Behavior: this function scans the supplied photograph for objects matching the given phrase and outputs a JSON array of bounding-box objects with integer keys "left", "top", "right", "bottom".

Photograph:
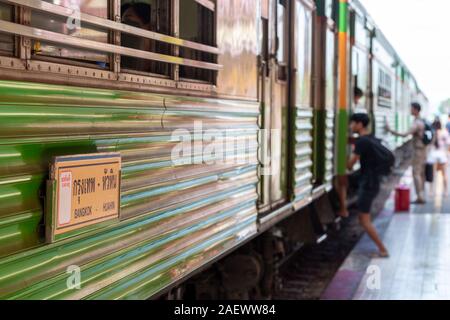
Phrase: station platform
[{"left": 321, "top": 168, "right": 450, "bottom": 300}]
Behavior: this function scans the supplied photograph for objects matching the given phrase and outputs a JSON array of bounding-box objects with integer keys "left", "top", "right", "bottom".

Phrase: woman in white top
[{"left": 430, "top": 120, "right": 450, "bottom": 196}]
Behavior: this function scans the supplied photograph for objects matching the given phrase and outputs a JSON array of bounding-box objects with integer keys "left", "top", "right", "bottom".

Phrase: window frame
[{"left": 0, "top": 0, "right": 220, "bottom": 92}]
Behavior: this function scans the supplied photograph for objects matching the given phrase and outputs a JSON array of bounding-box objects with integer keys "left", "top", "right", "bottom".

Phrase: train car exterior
[
  {"left": 0, "top": 0, "right": 427, "bottom": 299},
  {"left": 348, "top": 1, "right": 370, "bottom": 115}
]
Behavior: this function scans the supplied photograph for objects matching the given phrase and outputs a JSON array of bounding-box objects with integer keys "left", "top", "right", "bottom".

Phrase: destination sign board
[{"left": 47, "top": 153, "right": 121, "bottom": 242}]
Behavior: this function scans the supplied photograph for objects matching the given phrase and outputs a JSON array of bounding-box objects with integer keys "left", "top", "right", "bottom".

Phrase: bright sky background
[{"left": 359, "top": 0, "right": 450, "bottom": 113}]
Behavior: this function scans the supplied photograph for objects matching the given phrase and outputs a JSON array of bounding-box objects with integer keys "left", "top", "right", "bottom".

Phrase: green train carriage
[{"left": 0, "top": 0, "right": 427, "bottom": 299}]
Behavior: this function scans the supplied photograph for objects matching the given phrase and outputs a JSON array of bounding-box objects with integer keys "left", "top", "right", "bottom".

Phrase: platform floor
[{"left": 322, "top": 167, "right": 450, "bottom": 300}]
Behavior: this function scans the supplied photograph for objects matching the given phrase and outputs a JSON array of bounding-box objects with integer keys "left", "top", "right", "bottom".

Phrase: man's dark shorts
[
  {"left": 349, "top": 171, "right": 380, "bottom": 213},
  {"left": 356, "top": 176, "right": 380, "bottom": 214}
]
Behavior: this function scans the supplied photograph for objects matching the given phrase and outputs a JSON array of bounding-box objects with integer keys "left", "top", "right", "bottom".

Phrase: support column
[{"left": 335, "top": 0, "right": 349, "bottom": 216}]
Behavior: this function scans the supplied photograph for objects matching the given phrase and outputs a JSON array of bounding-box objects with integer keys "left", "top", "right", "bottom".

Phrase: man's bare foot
[
  {"left": 370, "top": 251, "right": 389, "bottom": 258},
  {"left": 338, "top": 210, "right": 349, "bottom": 218}
]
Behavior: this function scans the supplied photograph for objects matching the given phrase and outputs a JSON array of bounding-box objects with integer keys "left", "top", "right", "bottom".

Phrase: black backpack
[
  {"left": 422, "top": 119, "right": 434, "bottom": 146},
  {"left": 368, "top": 136, "right": 396, "bottom": 176}
]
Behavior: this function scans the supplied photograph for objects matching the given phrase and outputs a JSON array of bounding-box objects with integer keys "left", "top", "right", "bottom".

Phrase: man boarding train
[{"left": 338, "top": 88, "right": 439, "bottom": 256}]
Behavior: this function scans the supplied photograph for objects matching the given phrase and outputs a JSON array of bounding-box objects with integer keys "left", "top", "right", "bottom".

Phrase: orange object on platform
[{"left": 395, "top": 185, "right": 410, "bottom": 212}]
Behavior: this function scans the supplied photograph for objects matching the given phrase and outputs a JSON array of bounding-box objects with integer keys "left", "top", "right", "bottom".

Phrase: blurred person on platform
[
  {"left": 386, "top": 103, "right": 429, "bottom": 204},
  {"left": 445, "top": 114, "right": 450, "bottom": 134},
  {"left": 429, "top": 119, "right": 450, "bottom": 196}
]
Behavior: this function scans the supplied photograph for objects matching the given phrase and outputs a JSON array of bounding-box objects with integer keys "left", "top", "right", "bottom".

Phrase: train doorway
[
  {"left": 258, "top": 0, "right": 291, "bottom": 214},
  {"left": 288, "top": 0, "right": 315, "bottom": 207}
]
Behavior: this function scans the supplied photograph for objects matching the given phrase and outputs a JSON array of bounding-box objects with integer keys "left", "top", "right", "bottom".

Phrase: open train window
[
  {"left": 30, "top": 0, "right": 109, "bottom": 69},
  {"left": 0, "top": 0, "right": 219, "bottom": 90},
  {"left": 179, "top": 0, "right": 216, "bottom": 83},
  {"left": 0, "top": 2, "right": 14, "bottom": 56},
  {"left": 121, "top": 0, "right": 171, "bottom": 77}
]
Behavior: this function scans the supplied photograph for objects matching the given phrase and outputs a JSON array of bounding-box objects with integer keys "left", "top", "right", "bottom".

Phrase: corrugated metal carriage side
[{"left": 0, "top": 81, "right": 260, "bottom": 299}]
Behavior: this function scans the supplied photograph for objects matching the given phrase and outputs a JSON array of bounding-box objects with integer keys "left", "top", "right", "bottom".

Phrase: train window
[
  {"left": 276, "top": 0, "right": 288, "bottom": 63},
  {"left": 378, "top": 69, "right": 392, "bottom": 107},
  {"left": 293, "top": 2, "right": 312, "bottom": 106},
  {"left": 30, "top": 0, "right": 109, "bottom": 68},
  {"left": 0, "top": 0, "right": 219, "bottom": 89},
  {"left": 352, "top": 50, "right": 359, "bottom": 76},
  {"left": 352, "top": 49, "right": 367, "bottom": 98},
  {"left": 121, "top": 0, "right": 171, "bottom": 76},
  {"left": 179, "top": 0, "right": 216, "bottom": 82},
  {"left": 355, "top": 16, "right": 367, "bottom": 47},
  {"left": 325, "top": 30, "right": 335, "bottom": 109},
  {"left": 0, "top": 2, "right": 14, "bottom": 56}
]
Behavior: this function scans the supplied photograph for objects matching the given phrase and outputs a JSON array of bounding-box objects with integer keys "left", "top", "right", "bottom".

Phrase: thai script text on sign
[{"left": 52, "top": 153, "right": 121, "bottom": 236}]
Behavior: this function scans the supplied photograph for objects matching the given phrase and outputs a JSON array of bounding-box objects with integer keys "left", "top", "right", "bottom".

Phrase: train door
[
  {"left": 258, "top": 0, "right": 272, "bottom": 213},
  {"left": 311, "top": 0, "right": 336, "bottom": 193},
  {"left": 289, "top": 0, "right": 314, "bottom": 207},
  {"left": 322, "top": 19, "right": 337, "bottom": 191},
  {"left": 345, "top": 9, "right": 370, "bottom": 172},
  {"left": 258, "top": 0, "right": 290, "bottom": 214}
]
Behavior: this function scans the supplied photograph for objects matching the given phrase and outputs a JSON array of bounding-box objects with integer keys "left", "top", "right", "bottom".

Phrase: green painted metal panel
[
  {"left": 336, "top": 110, "right": 348, "bottom": 175},
  {"left": 338, "top": 1, "right": 348, "bottom": 33},
  {"left": 0, "top": 80, "right": 259, "bottom": 299}
]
